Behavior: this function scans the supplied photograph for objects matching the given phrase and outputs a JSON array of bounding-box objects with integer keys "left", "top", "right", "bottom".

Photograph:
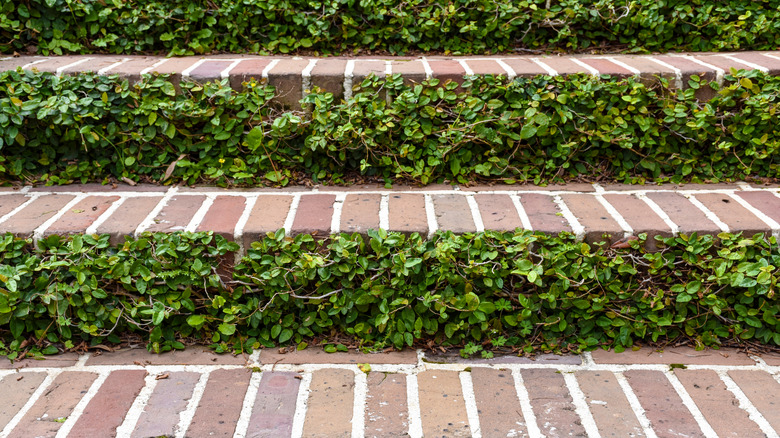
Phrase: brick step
[
  {"left": 4, "top": 51, "right": 780, "bottom": 106},
  {"left": 1, "top": 183, "right": 778, "bottom": 251},
  {"left": 1, "top": 347, "right": 778, "bottom": 437}
]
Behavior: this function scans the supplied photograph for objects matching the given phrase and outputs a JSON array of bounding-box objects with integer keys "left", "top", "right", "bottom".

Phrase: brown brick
[
  {"left": 0, "top": 353, "right": 80, "bottom": 369},
  {"left": 69, "top": 370, "right": 147, "bottom": 438},
  {"left": 0, "top": 56, "right": 39, "bottom": 71},
  {"left": 733, "top": 191, "right": 780, "bottom": 225},
  {"left": 242, "top": 195, "right": 292, "bottom": 246},
  {"left": 428, "top": 59, "right": 466, "bottom": 84},
  {"left": 0, "top": 372, "right": 47, "bottom": 426},
  {"left": 311, "top": 58, "right": 348, "bottom": 98},
  {"left": 390, "top": 60, "right": 427, "bottom": 85},
  {"left": 416, "top": 370, "right": 470, "bottom": 437},
  {"left": 617, "top": 56, "right": 677, "bottom": 86},
  {"left": 470, "top": 368, "right": 528, "bottom": 437},
  {"left": 624, "top": 370, "right": 704, "bottom": 438},
  {"left": 652, "top": 55, "right": 718, "bottom": 99},
  {"left": 246, "top": 371, "right": 301, "bottom": 437},
  {"left": 86, "top": 347, "right": 246, "bottom": 366},
  {"left": 267, "top": 58, "right": 309, "bottom": 109},
  {"left": 196, "top": 195, "right": 246, "bottom": 240},
  {"left": 432, "top": 194, "right": 476, "bottom": 233},
  {"left": 732, "top": 52, "right": 780, "bottom": 74},
  {"left": 352, "top": 60, "right": 386, "bottom": 85},
  {"left": 186, "top": 369, "right": 252, "bottom": 437},
  {"left": 28, "top": 183, "right": 167, "bottom": 193},
  {"left": 463, "top": 59, "right": 503, "bottom": 75},
  {"left": 645, "top": 192, "right": 721, "bottom": 235},
  {"left": 9, "top": 371, "right": 98, "bottom": 438},
  {"left": 602, "top": 193, "right": 672, "bottom": 249},
  {"left": 291, "top": 194, "right": 335, "bottom": 236},
  {"left": 474, "top": 194, "right": 524, "bottom": 231},
  {"left": 340, "top": 194, "right": 381, "bottom": 234},
  {"left": 424, "top": 351, "right": 582, "bottom": 365},
  {"left": 29, "top": 56, "right": 94, "bottom": 73},
  {"left": 145, "top": 195, "right": 205, "bottom": 233},
  {"left": 302, "top": 369, "right": 355, "bottom": 437},
  {"left": 44, "top": 195, "right": 119, "bottom": 236},
  {"left": 259, "top": 347, "right": 417, "bottom": 365},
  {"left": 576, "top": 371, "right": 645, "bottom": 437},
  {"left": 365, "top": 372, "right": 408, "bottom": 437},
  {"left": 675, "top": 369, "right": 764, "bottom": 437},
  {"left": 760, "top": 352, "right": 780, "bottom": 366},
  {"left": 522, "top": 369, "right": 587, "bottom": 437},
  {"left": 0, "top": 195, "right": 30, "bottom": 218},
  {"left": 591, "top": 347, "right": 755, "bottom": 365},
  {"left": 60, "top": 56, "right": 127, "bottom": 74},
  {"left": 727, "top": 370, "right": 780, "bottom": 432},
  {"left": 560, "top": 194, "right": 623, "bottom": 244},
  {"left": 148, "top": 57, "right": 201, "bottom": 84},
  {"left": 229, "top": 58, "right": 272, "bottom": 90},
  {"left": 500, "top": 58, "right": 549, "bottom": 77},
  {"left": 94, "top": 196, "right": 163, "bottom": 244},
  {"left": 188, "top": 60, "right": 233, "bottom": 83},
  {"left": 132, "top": 372, "right": 201, "bottom": 438},
  {"left": 535, "top": 57, "right": 589, "bottom": 75},
  {"left": 388, "top": 193, "right": 428, "bottom": 235},
  {"left": 518, "top": 193, "right": 571, "bottom": 233},
  {"left": 694, "top": 54, "right": 755, "bottom": 73},
  {"left": 1, "top": 194, "right": 75, "bottom": 237},
  {"left": 693, "top": 193, "right": 768, "bottom": 236},
  {"left": 110, "top": 56, "right": 167, "bottom": 83},
  {"left": 580, "top": 58, "right": 633, "bottom": 78}
]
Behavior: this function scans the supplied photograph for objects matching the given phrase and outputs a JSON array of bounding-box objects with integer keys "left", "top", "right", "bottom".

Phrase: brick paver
[
  {"left": 186, "top": 368, "right": 252, "bottom": 437},
  {"left": 131, "top": 372, "right": 201, "bottom": 438},
  {"left": 145, "top": 195, "right": 205, "bottom": 233},
  {"left": 432, "top": 194, "right": 476, "bottom": 233},
  {"left": 470, "top": 368, "right": 528, "bottom": 437},
  {"left": 340, "top": 194, "right": 381, "bottom": 234},
  {"left": 416, "top": 370, "right": 471, "bottom": 437},
  {"left": 388, "top": 193, "right": 428, "bottom": 235},
  {"left": 474, "top": 194, "right": 524, "bottom": 231},
  {"left": 68, "top": 370, "right": 147, "bottom": 438},
  {"left": 196, "top": 195, "right": 247, "bottom": 239},
  {"left": 560, "top": 193, "right": 624, "bottom": 244},
  {"left": 1, "top": 194, "right": 75, "bottom": 237},
  {"left": 94, "top": 196, "right": 163, "bottom": 243},
  {"left": 644, "top": 192, "right": 722, "bottom": 235},
  {"left": 291, "top": 194, "right": 336, "bottom": 236},
  {"left": 518, "top": 193, "right": 572, "bottom": 234},
  {"left": 522, "top": 368, "right": 588, "bottom": 437},
  {"left": 365, "top": 372, "right": 409, "bottom": 437},
  {"left": 727, "top": 370, "right": 780, "bottom": 432},
  {"left": 0, "top": 372, "right": 47, "bottom": 426},
  {"left": 43, "top": 195, "right": 118, "bottom": 236},
  {"left": 576, "top": 371, "right": 645, "bottom": 437},
  {"left": 246, "top": 371, "right": 301, "bottom": 437},
  {"left": 302, "top": 369, "right": 355, "bottom": 437},
  {"left": 624, "top": 370, "right": 704, "bottom": 438}
]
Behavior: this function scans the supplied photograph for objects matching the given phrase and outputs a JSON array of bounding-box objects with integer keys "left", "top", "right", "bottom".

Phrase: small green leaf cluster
[
  {"left": 1, "top": 0, "right": 779, "bottom": 55},
  {"left": 0, "top": 230, "right": 779, "bottom": 359}
]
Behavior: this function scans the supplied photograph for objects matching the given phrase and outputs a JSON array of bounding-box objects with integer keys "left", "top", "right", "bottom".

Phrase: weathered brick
[
  {"left": 69, "top": 370, "right": 147, "bottom": 438},
  {"left": 241, "top": 195, "right": 292, "bottom": 246},
  {"left": 0, "top": 56, "right": 39, "bottom": 71},
  {"left": 500, "top": 58, "right": 549, "bottom": 77},
  {"left": 560, "top": 193, "right": 623, "bottom": 244},
  {"left": 188, "top": 60, "right": 233, "bottom": 83},
  {"left": 521, "top": 369, "right": 587, "bottom": 437},
  {"left": 29, "top": 56, "right": 93, "bottom": 73},
  {"left": 0, "top": 353, "right": 80, "bottom": 369},
  {"left": 196, "top": 195, "right": 247, "bottom": 240},
  {"left": 0, "top": 372, "right": 47, "bottom": 426},
  {"left": 602, "top": 193, "right": 672, "bottom": 249},
  {"left": 618, "top": 56, "right": 677, "bottom": 86},
  {"left": 694, "top": 54, "right": 757, "bottom": 73},
  {"left": 652, "top": 55, "right": 718, "bottom": 99},
  {"left": 311, "top": 59, "right": 348, "bottom": 98},
  {"left": 132, "top": 372, "right": 201, "bottom": 438},
  {"left": 94, "top": 196, "right": 162, "bottom": 244},
  {"left": 0, "top": 195, "right": 30, "bottom": 218},
  {"left": 591, "top": 347, "right": 755, "bottom": 365},
  {"left": 624, "top": 370, "right": 704, "bottom": 438},
  {"left": 474, "top": 194, "right": 524, "bottom": 231},
  {"left": 186, "top": 369, "right": 252, "bottom": 437},
  {"left": 576, "top": 371, "right": 645, "bottom": 437},
  {"left": 259, "top": 347, "right": 417, "bottom": 365},
  {"left": 302, "top": 369, "right": 355, "bottom": 437},
  {"left": 1, "top": 194, "right": 75, "bottom": 237},
  {"left": 246, "top": 371, "right": 301, "bottom": 437},
  {"left": 340, "top": 194, "right": 381, "bottom": 234},
  {"left": 43, "top": 195, "right": 119, "bottom": 236},
  {"left": 644, "top": 192, "right": 721, "bottom": 235},
  {"left": 580, "top": 58, "right": 634, "bottom": 77},
  {"left": 432, "top": 194, "right": 476, "bottom": 233},
  {"left": 229, "top": 58, "right": 272, "bottom": 90},
  {"left": 291, "top": 194, "right": 336, "bottom": 236},
  {"left": 470, "top": 368, "right": 528, "bottom": 437},
  {"left": 388, "top": 194, "right": 428, "bottom": 235},
  {"left": 423, "top": 351, "right": 582, "bottom": 365},
  {"left": 416, "top": 370, "right": 470, "bottom": 437},
  {"left": 427, "top": 59, "right": 466, "bottom": 84},
  {"left": 535, "top": 57, "right": 588, "bottom": 75},
  {"left": 390, "top": 60, "right": 427, "bottom": 85},
  {"left": 732, "top": 52, "right": 780, "bottom": 74},
  {"left": 109, "top": 56, "right": 165, "bottom": 83},
  {"left": 267, "top": 58, "right": 309, "bottom": 109},
  {"left": 517, "top": 193, "right": 571, "bottom": 233},
  {"left": 727, "top": 370, "right": 780, "bottom": 432},
  {"left": 147, "top": 57, "right": 201, "bottom": 85},
  {"left": 463, "top": 59, "right": 503, "bottom": 75},
  {"left": 733, "top": 191, "right": 780, "bottom": 225},
  {"left": 675, "top": 369, "right": 764, "bottom": 437},
  {"left": 352, "top": 60, "right": 386, "bottom": 84},
  {"left": 145, "top": 195, "right": 205, "bottom": 233},
  {"left": 365, "top": 372, "right": 409, "bottom": 436},
  {"left": 693, "top": 193, "right": 769, "bottom": 236},
  {"left": 60, "top": 56, "right": 127, "bottom": 74},
  {"left": 86, "top": 347, "right": 246, "bottom": 366}
]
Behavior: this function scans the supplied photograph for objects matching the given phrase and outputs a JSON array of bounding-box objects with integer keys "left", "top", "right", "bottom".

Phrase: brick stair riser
[{"left": 4, "top": 51, "right": 780, "bottom": 107}]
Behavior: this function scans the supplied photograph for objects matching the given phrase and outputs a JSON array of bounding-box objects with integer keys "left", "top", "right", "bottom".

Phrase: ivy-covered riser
[{"left": 0, "top": 230, "right": 778, "bottom": 360}]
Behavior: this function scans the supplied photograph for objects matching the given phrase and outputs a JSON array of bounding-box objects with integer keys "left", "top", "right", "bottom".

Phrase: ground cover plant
[
  {"left": 2, "top": 0, "right": 779, "bottom": 55},
  {"left": 0, "top": 230, "right": 778, "bottom": 361}
]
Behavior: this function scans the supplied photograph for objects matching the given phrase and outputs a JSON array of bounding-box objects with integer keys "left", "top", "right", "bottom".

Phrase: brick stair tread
[{"left": 1, "top": 183, "right": 777, "bottom": 251}]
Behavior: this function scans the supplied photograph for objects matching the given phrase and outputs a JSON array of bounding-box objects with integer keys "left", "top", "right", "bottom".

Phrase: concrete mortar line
[
  {"left": 301, "top": 59, "right": 317, "bottom": 99},
  {"left": 290, "top": 371, "right": 313, "bottom": 438},
  {"left": 220, "top": 59, "right": 242, "bottom": 79},
  {"left": 379, "top": 194, "right": 390, "bottom": 230},
  {"left": 180, "top": 58, "right": 207, "bottom": 78},
  {"left": 0, "top": 194, "right": 39, "bottom": 226},
  {"left": 495, "top": 59, "right": 516, "bottom": 80},
  {"left": 233, "top": 371, "right": 263, "bottom": 438},
  {"left": 183, "top": 193, "right": 215, "bottom": 232},
  {"left": 562, "top": 371, "right": 602, "bottom": 438},
  {"left": 56, "top": 57, "right": 94, "bottom": 75},
  {"left": 466, "top": 195, "right": 485, "bottom": 233},
  {"left": 134, "top": 186, "right": 178, "bottom": 236},
  {"left": 570, "top": 58, "right": 600, "bottom": 77},
  {"left": 716, "top": 370, "right": 779, "bottom": 438},
  {"left": 0, "top": 370, "right": 61, "bottom": 438},
  {"left": 459, "top": 371, "right": 483, "bottom": 438},
  {"left": 636, "top": 192, "right": 680, "bottom": 235},
  {"left": 553, "top": 194, "right": 586, "bottom": 241},
  {"left": 719, "top": 54, "right": 768, "bottom": 73},
  {"left": 662, "top": 369, "right": 719, "bottom": 437},
  {"left": 420, "top": 57, "right": 433, "bottom": 80},
  {"left": 531, "top": 58, "right": 558, "bottom": 76},
  {"left": 593, "top": 183, "right": 633, "bottom": 237},
  {"left": 21, "top": 58, "right": 49, "bottom": 70},
  {"left": 510, "top": 368, "right": 543, "bottom": 438},
  {"left": 605, "top": 56, "right": 641, "bottom": 75},
  {"left": 331, "top": 193, "right": 347, "bottom": 234},
  {"left": 352, "top": 369, "right": 368, "bottom": 438},
  {"left": 85, "top": 195, "right": 126, "bottom": 235},
  {"left": 613, "top": 371, "right": 658, "bottom": 438},
  {"left": 261, "top": 59, "right": 280, "bottom": 80},
  {"left": 735, "top": 181, "right": 753, "bottom": 190},
  {"left": 424, "top": 194, "right": 438, "bottom": 239},
  {"left": 174, "top": 370, "right": 210, "bottom": 438},
  {"left": 682, "top": 55, "right": 724, "bottom": 85},
  {"left": 684, "top": 193, "right": 729, "bottom": 232},
  {"left": 646, "top": 56, "right": 683, "bottom": 89},
  {"left": 140, "top": 58, "right": 169, "bottom": 76},
  {"left": 458, "top": 59, "right": 475, "bottom": 76},
  {"left": 344, "top": 59, "right": 356, "bottom": 100},
  {"left": 762, "top": 53, "right": 780, "bottom": 64},
  {"left": 54, "top": 370, "right": 110, "bottom": 438},
  {"left": 32, "top": 193, "right": 88, "bottom": 244},
  {"left": 510, "top": 194, "right": 534, "bottom": 231},
  {"left": 98, "top": 57, "right": 130, "bottom": 75},
  {"left": 233, "top": 194, "right": 258, "bottom": 261},
  {"left": 727, "top": 192, "right": 780, "bottom": 239},
  {"left": 115, "top": 371, "right": 159, "bottom": 438},
  {"left": 405, "top": 373, "right": 424, "bottom": 438}
]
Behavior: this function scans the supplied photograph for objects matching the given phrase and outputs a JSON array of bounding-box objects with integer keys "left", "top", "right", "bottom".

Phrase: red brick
[
  {"left": 94, "top": 196, "right": 163, "bottom": 244},
  {"left": 340, "top": 194, "right": 381, "bottom": 234},
  {"left": 602, "top": 193, "right": 672, "bottom": 248},
  {"left": 9, "top": 371, "right": 98, "bottom": 438},
  {"left": 675, "top": 369, "right": 764, "bottom": 437},
  {"left": 428, "top": 59, "right": 466, "bottom": 84},
  {"left": 732, "top": 52, "right": 780, "bottom": 74},
  {"left": 229, "top": 58, "right": 272, "bottom": 90},
  {"left": 0, "top": 56, "right": 39, "bottom": 71},
  {"left": 388, "top": 193, "right": 429, "bottom": 236},
  {"left": 522, "top": 369, "right": 587, "bottom": 437},
  {"left": 580, "top": 58, "right": 633, "bottom": 77},
  {"left": 591, "top": 347, "right": 755, "bottom": 365},
  {"left": 390, "top": 60, "right": 427, "bottom": 85},
  {"left": 733, "top": 191, "right": 780, "bottom": 225},
  {"left": 0, "top": 352, "right": 80, "bottom": 369},
  {"left": 145, "top": 195, "right": 205, "bottom": 233},
  {"left": 69, "top": 370, "right": 147, "bottom": 438},
  {"left": 535, "top": 57, "right": 589, "bottom": 75},
  {"left": 624, "top": 370, "right": 704, "bottom": 438},
  {"left": 0, "top": 372, "right": 47, "bottom": 426},
  {"left": 470, "top": 368, "right": 528, "bottom": 437},
  {"left": 517, "top": 193, "right": 571, "bottom": 233},
  {"left": 29, "top": 56, "right": 93, "bottom": 73},
  {"left": 474, "top": 194, "right": 524, "bottom": 231},
  {"left": 86, "top": 347, "right": 247, "bottom": 366},
  {"left": 311, "top": 58, "right": 348, "bottom": 98},
  {"left": 246, "top": 371, "right": 301, "bottom": 437},
  {"left": 424, "top": 351, "right": 582, "bottom": 365},
  {"left": 132, "top": 372, "right": 201, "bottom": 438},
  {"left": 760, "top": 352, "right": 780, "bottom": 366},
  {"left": 645, "top": 192, "right": 721, "bottom": 235},
  {"left": 110, "top": 56, "right": 167, "bottom": 83},
  {"left": 259, "top": 347, "right": 417, "bottom": 365},
  {"left": 0, "top": 195, "right": 29, "bottom": 218},
  {"left": 559, "top": 193, "right": 623, "bottom": 244},
  {"left": 618, "top": 56, "right": 678, "bottom": 85},
  {"left": 196, "top": 195, "right": 246, "bottom": 240},
  {"left": 417, "top": 370, "right": 470, "bottom": 436},
  {"left": 352, "top": 60, "right": 386, "bottom": 85},
  {"left": 28, "top": 183, "right": 167, "bottom": 193},
  {"left": 463, "top": 59, "right": 503, "bottom": 75},
  {"left": 432, "top": 194, "right": 476, "bottom": 233},
  {"left": 694, "top": 54, "right": 755, "bottom": 73},
  {"left": 147, "top": 57, "right": 201, "bottom": 84},
  {"left": 186, "top": 369, "right": 252, "bottom": 437},
  {"left": 467, "top": 182, "right": 596, "bottom": 192},
  {"left": 652, "top": 55, "right": 718, "bottom": 99},
  {"left": 365, "top": 372, "right": 408, "bottom": 436},
  {"left": 1, "top": 194, "right": 75, "bottom": 237},
  {"left": 727, "top": 370, "right": 780, "bottom": 432},
  {"left": 43, "top": 195, "right": 119, "bottom": 236},
  {"left": 500, "top": 58, "right": 549, "bottom": 77},
  {"left": 576, "top": 371, "right": 645, "bottom": 437},
  {"left": 60, "top": 56, "right": 127, "bottom": 74},
  {"left": 242, "top": 195, "right": 292, "bottom": 246},
  {"left": 267, "top": 58, "right": 310, "bottom": 108},
  {"left": 291, "top": 194, "right": 335, "bottom": 236},
  {"left": 693, "top": 193, "right": 768, "bottom": 236},
  {"left": 188, "top": 60, "right": 233, "bottom": 83},
  {"left": 302, "top": 369, "right": 355, "bottom": 437}
]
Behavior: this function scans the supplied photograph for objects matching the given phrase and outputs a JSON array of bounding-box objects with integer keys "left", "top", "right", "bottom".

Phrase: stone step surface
[
  {"left": 3, "top": 51, "right": 780, "bottom": 106},
  {"left": 0, "top": 347, "right": 778, "bottom": 437},
  {"left": 0, "top": 183, "right": 778, "bottom": 251}
]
